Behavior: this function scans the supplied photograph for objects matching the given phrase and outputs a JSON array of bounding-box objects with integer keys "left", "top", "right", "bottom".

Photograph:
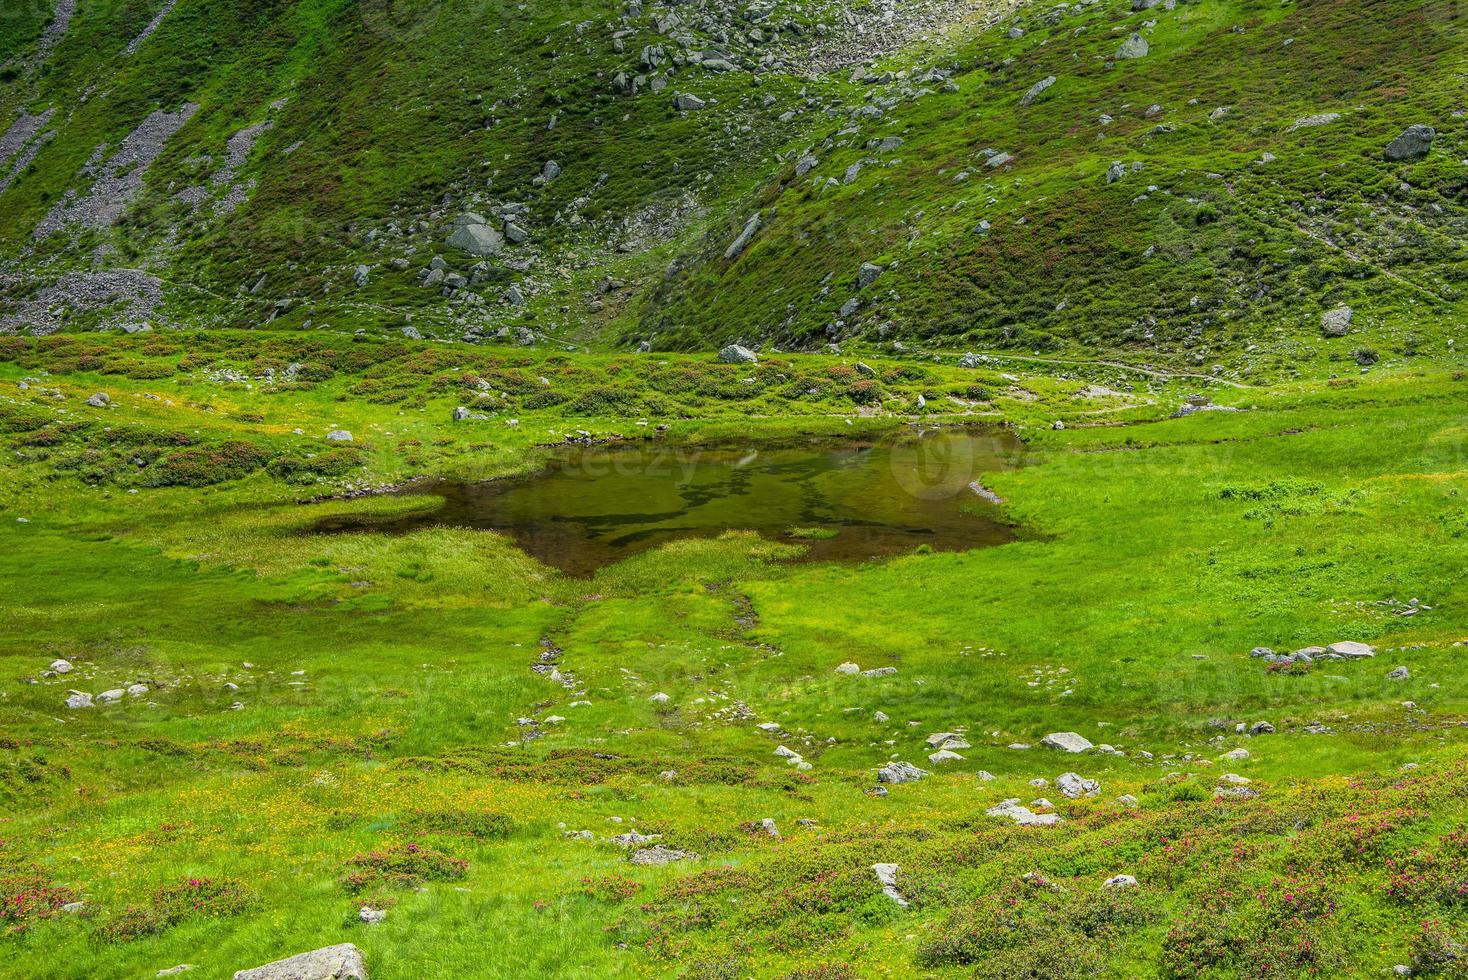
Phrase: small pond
[{"left": 310, "top": 427, "right": 1023, "bottom": 576}]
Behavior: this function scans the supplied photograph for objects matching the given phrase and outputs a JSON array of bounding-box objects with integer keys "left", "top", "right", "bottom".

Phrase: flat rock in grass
[
  {"left": 925, "top": 732, "right": 970, "bottom": 750},
  {"left": 63, "top": 690, "right": 92, "bottom": 710},
  {"left": 872, "top": 863, "right": 910, "bottom": 906},
  {"left": 630, "top": 845, "right": 695, "bottom": 866},
  {"left": 1327, "top": 640, "right": 1375, "bottom": 659},
  {"left": 861, "top": 666, "right": 897, "bottom": 677},
  {"left": 986, "top": 798, "right": 1061, "bottom": 826},
  {"left": 1220, "top": 748, "right": 1250, "bottom": 761},
  {"left": 358, "top": 907, "right": 386, "bottom": 924},
  {"left": 1019, "top": 75, "right": 1056, "bottom": 106},
  {"left": 51, "top": 658, "right": 73, "bottom": 674},
  {"left": 723, "top": 214, "right": 761, "bottom": 260},
  {"left": 1103, "top": 874, "right": 1138, "bottom": 890},
  {"left": 1040, "top": 732, "right": 1094, "bottom": 753},
  {"left": 1387, "top": 665, "right": 1409, "bottom": 680},
  {"left": 928, "top": 749, "right": 964, "bottom": 764},
  {"left": 325, "top": 430, "right": 353, "bottom": 442},
  {"left": 233, "top": 943, "right": 367, "bottom": 980},
  {"left": 834, "top": 662, "right": 860, "bottom": 675},
  {"left": 86, "top": 392, "right": 110, "bottom": 407},
  {"left": 876, "top": 761, "right": 928, "bottom": 784},
  {"left": 717, "top": 344, "right": 757, "bottom": 364},
  {"left": 157, "top": 967, "right": 193, "bottom": 977},
  {"left": 97, "top": 688, "right": 124, "bottom": 703}
]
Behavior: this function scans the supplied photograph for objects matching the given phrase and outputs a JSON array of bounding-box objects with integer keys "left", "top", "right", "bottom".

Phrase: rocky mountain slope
[{"left": 0, "top": 0, "right": 1463, "bottom": 371}]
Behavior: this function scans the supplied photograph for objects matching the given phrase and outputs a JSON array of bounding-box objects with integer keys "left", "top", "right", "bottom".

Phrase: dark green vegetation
[
  {"left": 2, "top": 332, "right": 1467, "bottom": 977},
  {"left": 1, "top": 0, "right": 1463, "bottom": 359}
]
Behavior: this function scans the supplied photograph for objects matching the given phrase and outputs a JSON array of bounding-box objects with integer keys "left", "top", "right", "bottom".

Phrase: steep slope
[
  {"left": 0, "top": 0, "right": 1462, "bottom": 371},
  {"left": 639, "top": 0, "right": 1468, "bottom": 370}
]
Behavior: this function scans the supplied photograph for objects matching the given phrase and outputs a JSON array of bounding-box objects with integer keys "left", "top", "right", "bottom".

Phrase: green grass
[{"left": 1, "top": 331, "right": 1466, "bottom": 976}]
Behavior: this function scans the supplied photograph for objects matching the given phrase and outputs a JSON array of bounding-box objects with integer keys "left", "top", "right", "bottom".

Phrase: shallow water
[{"left": 311, "top": 427, "right": 1023, "bottom": 576}]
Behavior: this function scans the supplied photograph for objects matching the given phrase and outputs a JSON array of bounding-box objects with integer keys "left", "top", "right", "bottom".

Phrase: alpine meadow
[{"left": 1, "top": 0, "right": 1467, "bottom": 977}]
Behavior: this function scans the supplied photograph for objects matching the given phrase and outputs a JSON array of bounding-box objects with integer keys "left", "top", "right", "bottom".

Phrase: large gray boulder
[
  {"left": 672, "top": 93, "right": 706, "bottom": 111},
  {"left": 717, "top": 344, "right": 758, "bottom": 364},
  {"left": 1384, "top": 124, "right": 1435, "bottom": 161},
  {"left": 1327, "top": 640, "right": 1375, "bottom": 659},
  {"left": 446, "top": 223, "right": 503, "bottom": 258},
  {"left": 1321, "top": 306, "right": 1352, "bottom": 336},
  {"left": 1116, "top": 33, "right": 1149, "bottom": 59},
  {"left": 1041, "top": 732, "right": 1094, "bottom": 753},
  {"left": 233, "top": 943, "right": 366, "bottom": 980}
]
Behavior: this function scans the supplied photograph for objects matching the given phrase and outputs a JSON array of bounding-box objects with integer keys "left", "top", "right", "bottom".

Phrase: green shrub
[
  {"left": 145, "top": 441, "right": 271, "bottom": 487},
  {"left": 339, "top": 842, "right": 468, "bottom": 894},
  {"left": 97, "top": 877, "right": 252, "bottom": 943}
]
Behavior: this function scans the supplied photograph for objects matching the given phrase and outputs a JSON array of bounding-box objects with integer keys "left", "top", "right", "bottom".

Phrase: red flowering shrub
[
  {"left": 340, "top": 841, "right": 468, "bottom": 894},
  {"left": 99, "top": 877, "right": 252, "bottom": 942}
]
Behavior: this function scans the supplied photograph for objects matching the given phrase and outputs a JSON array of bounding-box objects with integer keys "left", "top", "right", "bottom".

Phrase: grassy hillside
[{"left": 1, "top": 0, "right": 1462, "bottom": 361}]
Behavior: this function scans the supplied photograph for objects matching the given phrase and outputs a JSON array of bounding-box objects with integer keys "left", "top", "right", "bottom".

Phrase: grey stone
[
  {"left": 724, "top": 214, "right": 761, "bottom": 260},
  {"left": 1321, "top": 306, "right": 1352, "bottom": 337},
  {"left": 1327, "top": 640, "right": 1375, "bottom": 659},
  {"left": 232, "top": 943, "right": 367, "bottom": 980},
  {"left": 325, "top": 430, "right": 353, "bottom": 442},
  {"left": 1056, "top": 772, "right": 1100, "bottom": 799},
  {"left": 1116, "top": 33, "right": 1149, "bottom": 59},
  {"left": 857, "top": 262, "right": 884, "bottom": 289},
  {"left": 1040, "top": 732, "right": 1094, "bottom": 753},
  {"left": 86, "top": 392, "right": 110, "bottom": 407},
  {"left": 1384, "top": 124, "right": 1435, "bottom": 161},
  {"left": 717, "top": 344, "right": 758, "bottom": 364},
  {"left": 876, "top": 761, "right": 928, "bottom": 784},
  {"left": 1020, "top": 75, "right": 1056, "bottom": 107},
  {"left": 1103, "top": 874, "right": 1138, "bottom": 890},
  {"left": 630, "top": 845, "right": 695, "bottom": 866},
  {"left": 352, "top": 265, "right": 369, "bottom": 287},
  {"left": 447, "top": 223, "right": 503, "bottom": 258},
  {"left": 65, "top": 691, "right": 92, "bottom": 709},
  {"left": 358, "top": 907, "right": 386, "bottom": 924},
  {"left": 1387, "top": 665, "right": 1409, "bottom": 680},
  {"left": 986, "top": 798, "right": 1061, "bottom": 826},
  {"left": 453, "top": 407, "right": 470, "bottom": 422},
  {"left": 672, "top": 93, "right": 706, "bottom": 111},
  {"left": 872, "top": 863, "right": 909, "bottom": 906}
]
